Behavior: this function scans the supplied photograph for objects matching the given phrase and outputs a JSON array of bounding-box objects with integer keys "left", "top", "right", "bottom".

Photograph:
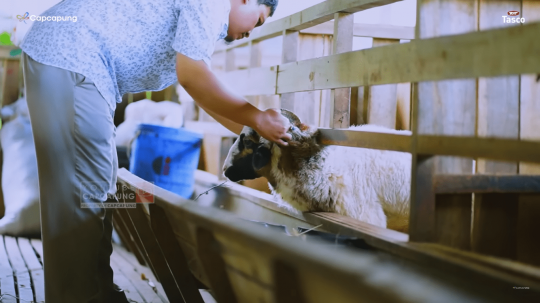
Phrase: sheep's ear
[
  {"left": 280, "top": 109, "right": 302, "bottom": 126},
  {"left": 253, "top": 146, "right": 271, "bottom": 170}
]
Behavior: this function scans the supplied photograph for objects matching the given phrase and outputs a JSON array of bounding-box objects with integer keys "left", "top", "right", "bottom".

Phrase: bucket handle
[{"left": 126, "top": 129, "right": 141, "bottom": 161}]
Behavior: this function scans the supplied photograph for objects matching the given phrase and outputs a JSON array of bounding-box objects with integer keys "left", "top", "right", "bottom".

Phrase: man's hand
[
  {"left": 176, "top": 53, "right": 291, "bottom": 146},
  {"left": 253, "top": 109, "right": 292, "bottom": 146}
]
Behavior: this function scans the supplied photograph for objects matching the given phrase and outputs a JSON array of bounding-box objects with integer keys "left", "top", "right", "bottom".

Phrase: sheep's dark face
[
  {"left": 223, "top": 127, "right": 272, "bottom": 182},
  {"left": 223, "top": 109, "right": 318, "bottom": 182}
]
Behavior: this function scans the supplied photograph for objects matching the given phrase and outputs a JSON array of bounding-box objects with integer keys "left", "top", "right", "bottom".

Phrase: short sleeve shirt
[{"left": 20, "top": 0, "right": 230, "bottom": 112}]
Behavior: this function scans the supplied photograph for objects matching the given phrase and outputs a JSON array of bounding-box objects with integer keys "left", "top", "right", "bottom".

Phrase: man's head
[{"left": 226, "top": 0, "right": 278, "bottom": 42}]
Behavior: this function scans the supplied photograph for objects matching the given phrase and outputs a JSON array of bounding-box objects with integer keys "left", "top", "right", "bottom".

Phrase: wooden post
[
  {"left": 247, "top": 41, "right": 262, "bottom": 108},
  {"left": 517, "top": 0, "right": 540, "bottom": 267},
  {"left": 413, "top": 0, "right": 478, "bottom": 250},
  {"left": 280, "top": 30, "right": 300, "bottom": 112},
  {"left": 330, "top": 12, "right": 354, "bottom": 129},
  {"left": 472, "top": 0, "right": 521, "bottom": 260},
  {"left": 1, "top": 59, "right": 20, "bottom": 107},
  {"left": 367, "top": 38, "right": 400, "bottom": 129}
]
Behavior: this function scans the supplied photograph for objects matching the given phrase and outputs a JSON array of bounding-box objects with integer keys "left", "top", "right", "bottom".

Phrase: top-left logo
[{"left": 17, "top": 12, "right": 30, "bottom": 24}]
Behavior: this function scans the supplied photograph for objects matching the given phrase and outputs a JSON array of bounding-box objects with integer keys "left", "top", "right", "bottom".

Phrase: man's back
[{"left": 21, "top": 0, "right": 230, "bottom": 110}]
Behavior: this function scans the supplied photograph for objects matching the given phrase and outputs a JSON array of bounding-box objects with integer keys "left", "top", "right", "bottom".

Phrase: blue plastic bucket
[{"left": 129, "top": 124, "right": 202, "bottom": 199}]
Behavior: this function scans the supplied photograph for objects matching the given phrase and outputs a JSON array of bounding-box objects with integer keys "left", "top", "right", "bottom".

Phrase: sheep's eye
[{"left": 244, "top": 138, "right": 255, "bottom": 149}]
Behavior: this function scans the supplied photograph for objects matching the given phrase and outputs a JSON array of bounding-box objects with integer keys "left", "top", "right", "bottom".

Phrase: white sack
[
  {"left": 115, "top": 99, "right": 184, "bottom": 147},
  {"left": 0, "top": 97, "right": 41, "bottom": 236}
]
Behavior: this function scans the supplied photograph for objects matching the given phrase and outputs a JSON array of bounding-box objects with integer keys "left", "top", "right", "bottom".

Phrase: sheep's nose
[{"left": 224, "top": 167, "right": 240, "bottom": 182}]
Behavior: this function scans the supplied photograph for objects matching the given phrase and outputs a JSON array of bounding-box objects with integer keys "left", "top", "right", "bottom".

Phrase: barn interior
[{"left": 0, "top": 0, "right": 539, "bottom": 302}]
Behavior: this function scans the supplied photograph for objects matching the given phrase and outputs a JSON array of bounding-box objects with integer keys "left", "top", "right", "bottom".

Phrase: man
[{"left": 20, "top": 0, "right": 289, "bottom": 302}]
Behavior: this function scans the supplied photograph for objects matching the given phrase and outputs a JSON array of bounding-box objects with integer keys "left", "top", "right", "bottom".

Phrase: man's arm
[
  {"left": 198, "top": 103, "right": 243, "bottom": 135},
  {"left": 176, "top": 53, "right": 291, "bottom": 145}
]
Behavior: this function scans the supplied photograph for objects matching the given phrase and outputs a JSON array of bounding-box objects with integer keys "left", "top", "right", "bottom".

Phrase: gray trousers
[{"left": 22, "top": 53, "right": 119, "bottom": 303}]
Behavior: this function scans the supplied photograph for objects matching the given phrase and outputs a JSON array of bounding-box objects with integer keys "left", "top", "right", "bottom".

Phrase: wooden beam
[
  {"left": 416, "top": 0, "right": 478, "bottom": 251},
  {"left": 301, "top": 22, "right": 415, "bottom": 39},
  {"left": 276, "top": 21, "right": 540, "bottom": 93},
  {"left": 215, "top": 0, "right": 402, "bottom": 51},
  {"left": 473, "top": 0, "right": 522, "bottom": 261},
  {"left": 434, "top": 175, "right": 540, "bottom": 194},
  {"left": 367, "top": 38, "right": 400, "bottom": 129},
  {"left": 330, "top": 12, "right": 354, "bottom": 128},
  {"left": 215, "top": 22, "right": 415, "bottom": 52},
  {"left": 517, "top": 0, "right": 540, "bottom": 268},
  {"left": 280, "top": 30, "right": 300, "bottom": 111}
]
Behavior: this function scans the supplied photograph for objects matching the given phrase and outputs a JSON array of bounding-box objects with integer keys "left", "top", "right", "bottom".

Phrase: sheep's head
[{"left": 222, "top": 109, "right": 318, "bottom": 182}]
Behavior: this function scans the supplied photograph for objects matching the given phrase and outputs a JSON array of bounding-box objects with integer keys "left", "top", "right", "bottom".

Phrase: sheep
[{"left": 222, "top": 109, "right": 412, "bottom": 233}]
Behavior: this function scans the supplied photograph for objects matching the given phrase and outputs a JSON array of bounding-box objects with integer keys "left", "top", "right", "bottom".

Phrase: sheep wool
[{"left": 223, "top": 110, "right": 412, "bottom": 232}]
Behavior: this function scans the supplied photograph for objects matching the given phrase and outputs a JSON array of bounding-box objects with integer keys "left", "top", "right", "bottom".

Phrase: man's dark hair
[{"left": 258, "top": 0, "right": 278, "bottom": 17}]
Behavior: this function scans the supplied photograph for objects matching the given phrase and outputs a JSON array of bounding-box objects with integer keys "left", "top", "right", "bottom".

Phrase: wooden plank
[
  {"left": 112, "top": 243, "right": 166, "bottom": 303},
  {"left": 330, "top": 12, "right": 354, "bottom": 128},
  {"left": 0, "top": 236, "right": 17, "bottom": 303},
  {"left": 416, "top": 0, "right": 478, "bottom": 251},
  {"left": 1, "top": 60, "right": 20, "bottom": 107},
  {"left": 276, "top": 21, "right": 540, "bottom": 93},
  {"left": 395, "top": 83, "right": 411, "bottom": 130},
  {"left": 517, "top": 0, "right": 540, "bottom": 268},
  {"left": 280, "top": 30, "right": 300, "bottom": 112},
  {"left": 17, "top": 238, "right": 44, "bottom": 303},
  {"left": 318, "top": 128, "right": 412, "bottom": 152},
  {"left": 434, "top": 175, "right": 540, "bottom": 194},
  {"left": 473, "top": 0, "right": 521, "bottom": 262},
  {"left": 367, "top": 38, "right": 400, "bottom": 128},
  {"left": 216, "top": 0, "right": 402, "bottom": 49},
  {"left": 149, "top": 203, "right": 205, "bottom": 303},
  {"left": 196, "top": 228, "right": 238, "bottom": 303},
  {"left": 124, "top": 205, "right": 185, "bottom": 302},
  {"left": 300, "top": 22, "right": 415, "bottom": 39},
  {"left": 319, "top": 129, "right": 540, "bottom": 164},
  {"left": 215, "top": 22, "right": 415, "bottom": 52},
  {"left": 115, "top": 209, "right": 148, "bottom": 266},
  {"left": 4, "top": 237, "right": 33, "bottom": 302},
  {"left": 273, "top": 261, "right": 308, "bottom": 303},
  {"left": 122, "top": 168, "right": 540, "bottom": 301},
  {"left": 416, "top": 135, "right": 540, "bottom": 164},
  {"left": 409, "top": 155, "right": 436, "bottom": 242},
  {"left": 166, "top": 200, "right": 540, "bottom": 301},
  {"left": 29, "top": 239, "right": 43, "bottom": 260}
]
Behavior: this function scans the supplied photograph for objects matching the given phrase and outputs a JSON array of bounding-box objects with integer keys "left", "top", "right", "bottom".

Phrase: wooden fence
[{"left": 208, "top": 0, "right": 540, "bottom": 264}]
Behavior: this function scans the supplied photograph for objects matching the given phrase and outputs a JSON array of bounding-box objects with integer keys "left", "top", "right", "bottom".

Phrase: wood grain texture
[
  {"left": 517, "top": 0, "right": 540, "bottom": 268},
  {"left": 473, "top": 0, "right": 521, "bottom": 261},
  {"left": 434, "top": 175, "right": 540, "bottom": 194},
  {"left": 215, "top": 0, "right": 401, "bottom": 50},
  {"left": 367, "top": 38, "right": 400, "bottom": 129},
  {"left": 276, "top": 21, "right": 540, "bottom": 93},
  {"left": 0, "top": 236, "right": 17, "bottom": 303},
  {"left": 330, "top": 12, "right": 354, "bottom": 128},
  {"left": 280, "top": 30, "right": 300, "bottom": 112},
  {"left": 416, "top": 0, "right": 478, "bottom": 250}
]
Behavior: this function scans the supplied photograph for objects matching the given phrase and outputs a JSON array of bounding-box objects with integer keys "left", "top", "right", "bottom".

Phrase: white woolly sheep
[{"left": 222, "top": 109, "right": 411, "bottom": 232}]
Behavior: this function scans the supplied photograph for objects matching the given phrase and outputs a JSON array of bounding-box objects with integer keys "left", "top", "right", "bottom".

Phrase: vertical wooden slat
[
  {"left": 396, "top": 83, "right": 411, "bottom": 130},
  {"left": 196, "top": 228, "right": 238, "bottom": 303},
  {"left": 280, "top": 30, "right": 300, "bottom": 112},
  {"left": 517, "top": 0, "right": 540, "bottom": 267},
  {"left": 124, "top": 205, "right": 185, "bottom": 303},
  {"left": 413, "top": 0, "right": 478, "bottom": 250},
  {"left": 1, "top": 59, "right": 20, "bottom": 107},
  {"left": 296, "top": 34, "right": 333, "bottom": 126},
  {"left": 273, "top": 260, "right": 307, "bottom": 303},
  {"left": 330, "top": 12, "right": 354, "bottom": 128},
  {"left": 149, "top": 204, "right": 205, "bottom": 303},
  {"left": 367, "top": 38, "right": 400, "bottom": 129},
  {"left": 4, "top": 237, "right": 33, "bottom": 302},
  {"left": 0, "top": 236, "right": 17, "bottom": 303},
  {"left": 473, "top": 0, "right": 521, "bottom": 259},
  {"left": 247, "top": 41, "right": 262, "bottom": 108}
]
